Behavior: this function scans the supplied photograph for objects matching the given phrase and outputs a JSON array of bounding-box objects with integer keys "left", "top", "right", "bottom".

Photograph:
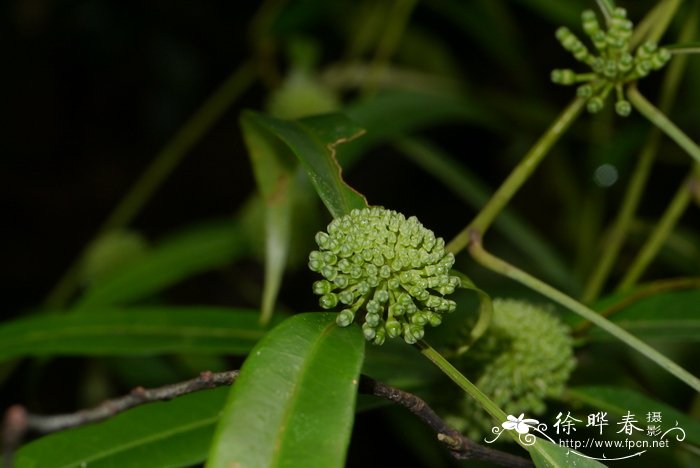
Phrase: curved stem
[
  {"left": 467, "top": 236, "right": 700, "bottom": 393},
  {"left": 617, "top": 170, "right": 696, "bottom": 291},
  {"left": 447, "top": 97, "right": 585, "bottom": 254},
  {"left": 628, "top": 84, "right": 700, "bottom": 165},
  {"left": 44, "top": 61, "right": 256, "bottom": 308}
]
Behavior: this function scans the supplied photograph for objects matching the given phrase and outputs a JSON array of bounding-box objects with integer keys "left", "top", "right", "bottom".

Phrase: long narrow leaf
[
  {"left": 15, "top": 387, "right": 228, "bottom": 468},
  {"left": 241, "top": 111, "right": 368, "bottom": 219},
  {"left": 0, "top": 307, "right": 271, "bottom": 361},
  {"left": 76, "top": 220, "right": 246, "bottom": 308},
  {"left": 240, "top": 113, "right": 296, "bottom": 324},
  {"left": 208, "top": 313, "right": 365, "bottom": 467}
]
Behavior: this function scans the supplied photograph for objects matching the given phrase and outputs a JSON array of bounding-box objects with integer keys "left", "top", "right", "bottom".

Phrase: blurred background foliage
[{"left": 2, "top": 0, "right": 699, "bottom": 466}]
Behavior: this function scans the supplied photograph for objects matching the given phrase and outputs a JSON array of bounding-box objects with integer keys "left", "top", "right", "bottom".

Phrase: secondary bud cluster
[
  {"left": 440, "top": 299, "right": 575, "bottom": 439},
  {"left": 309, "top": 207, "right": 459, "bottom": 345},
  {"left": 551, "top": 8, "right": 670, "bottom": 116}
]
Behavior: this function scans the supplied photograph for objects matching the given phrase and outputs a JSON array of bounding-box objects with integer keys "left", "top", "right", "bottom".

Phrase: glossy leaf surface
[
  {"left": 15, "top": 387, "right": 228, "bottom": 468},
  {"left": 241, "top": 111, "right": 368, "bottom": 219},
  {"left": 208, "top": 313, "right": 365, "bottom": 468}
]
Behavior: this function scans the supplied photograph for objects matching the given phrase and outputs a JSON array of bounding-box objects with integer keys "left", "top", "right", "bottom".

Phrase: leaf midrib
[
  {"left": 50, "top": 413, "right": 219, "bottom": 468},
  {"left": 268, "top": 321, "right": 337, "bottom": 467}
]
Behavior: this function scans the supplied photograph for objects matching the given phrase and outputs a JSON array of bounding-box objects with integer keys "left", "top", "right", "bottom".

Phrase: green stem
[
  {"left": 646, "top": 0, "right": 683, "bottom": 45},
  {"left": 628, "top": 84, "right": 700, "bottom": 165},
  {"left": 467, "top": 237, "right": 700, "bottom": 393},
  {"left": 584, "top": 99, "right": 673, "bottom": 301},
  {"left": 363, "top": 0, "right": 418, "bottom": 95},
  {"left": 596, "top": 0, "right": 614, "bottom": 22},
  {"left": 630, "top": 0, "right": 682, "bottom": 49},
  {"left": 415, "top": 340, "right": 507, "bottom": 424},
  {"left": 668, "top": 44, "right": 700, "bottom": 55},
  {"left": 582, "top": 7, "right": 697, "bottom": 303},
  {"left": 617, "top": 171, "right": 695, "bottom": 291},
  {"left": 396, "top": 137, "right": 578, "bottom": 293},
  {"left": 44, "top": 61, "right": 257, "bottom": 308},
  {"left": 447, "top": 97, "right": 586, "bottom": 254},
  {"left": 414, "top": 340, "right": 533, "bottom": 448}
]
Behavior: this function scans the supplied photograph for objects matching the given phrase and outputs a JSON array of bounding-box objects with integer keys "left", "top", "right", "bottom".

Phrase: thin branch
[
  {"left": 359, "top": 375, "right": 532, "bottom": 467},
  {"left": 2, "top": 371, "right": 237, "bottom": 468},
  {"left": 628, "top": 84, "right": 700, "bottom": 165},
  {"left": 466, "top": 231, "right": 700, "bottom": 393},
  {"left": 3, "top": 371, "right": 531, "bottom": 468},
  {"left": 34, "top": 370, "right": 238, "bottom": 434},
  {"left": 446, "top": 97, "right": 585, "bottom": 254}
]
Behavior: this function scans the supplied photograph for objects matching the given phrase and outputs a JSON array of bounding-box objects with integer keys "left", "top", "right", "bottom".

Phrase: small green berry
[
  {"left": 337, "top": 309, "right": 355, "bottom": 327},
  {"left": 587, "top": 96, "right": 604, "bottom": 113},
  {"left": 581, "top": 10, "right": 600, "bottom": 37},
  {"left": 615, "top": 100, "right": 631, "bottom": 117},
  {"left": 576, "top": 83, "right": 593, "bottom": 98},
  {"left": 319, "top": 293, "right": 338, "bottom": 309},
  {"left": 551, "top": 69, "right": 576, "bottom": 85}
]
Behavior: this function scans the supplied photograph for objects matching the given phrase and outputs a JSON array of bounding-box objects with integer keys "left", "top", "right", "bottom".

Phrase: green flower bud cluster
[
  {"left": 551, "top": 8, "right": 671, "bottom": 116},
  {"left": 308, "top": 207, "right": 460, "bottom": 345},
  {"left": 440, "top": 299, "right": 575, "bottom": 439}
]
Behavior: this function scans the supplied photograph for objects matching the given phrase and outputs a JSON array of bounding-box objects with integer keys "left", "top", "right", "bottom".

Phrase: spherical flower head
[
  {"left": 440, "top": 299, "right": 576, "bottom": 439},
  {"left": 308, "top": 207, "right": 460, "bottom": 345}
]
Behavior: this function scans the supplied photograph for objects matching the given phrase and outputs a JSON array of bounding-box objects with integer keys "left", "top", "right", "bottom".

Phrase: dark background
[{"left": 2, "top": 1, "right": 699, "bottom": 465}]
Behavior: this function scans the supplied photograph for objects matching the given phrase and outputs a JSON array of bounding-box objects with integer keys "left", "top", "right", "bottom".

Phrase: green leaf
[
  {"left": 530, "top": 439, "right": 607, "bottom": 468},
  {"left": 76, "top": 220, "right": 247, "bottom": 308},
  {"left": 240, "top": 112, "right": 296, "bottom": 325},
  {"left": 208, "top": 313, "right": 365, "bottom": 468},
  {"left": 240, "top": 111, "right": 368, "bottom": 219},
  {"left": 0, "top": 307, "right": 271, "bottom": 361},
  {"left": 567, "top": 385, "right": 700, "bottom": 446},
  {"left": 15, "top": 387, "right": 228, "bottom": 468},
  {"left": 586, "top": 289, "right": 700, "bottom": 341}
]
